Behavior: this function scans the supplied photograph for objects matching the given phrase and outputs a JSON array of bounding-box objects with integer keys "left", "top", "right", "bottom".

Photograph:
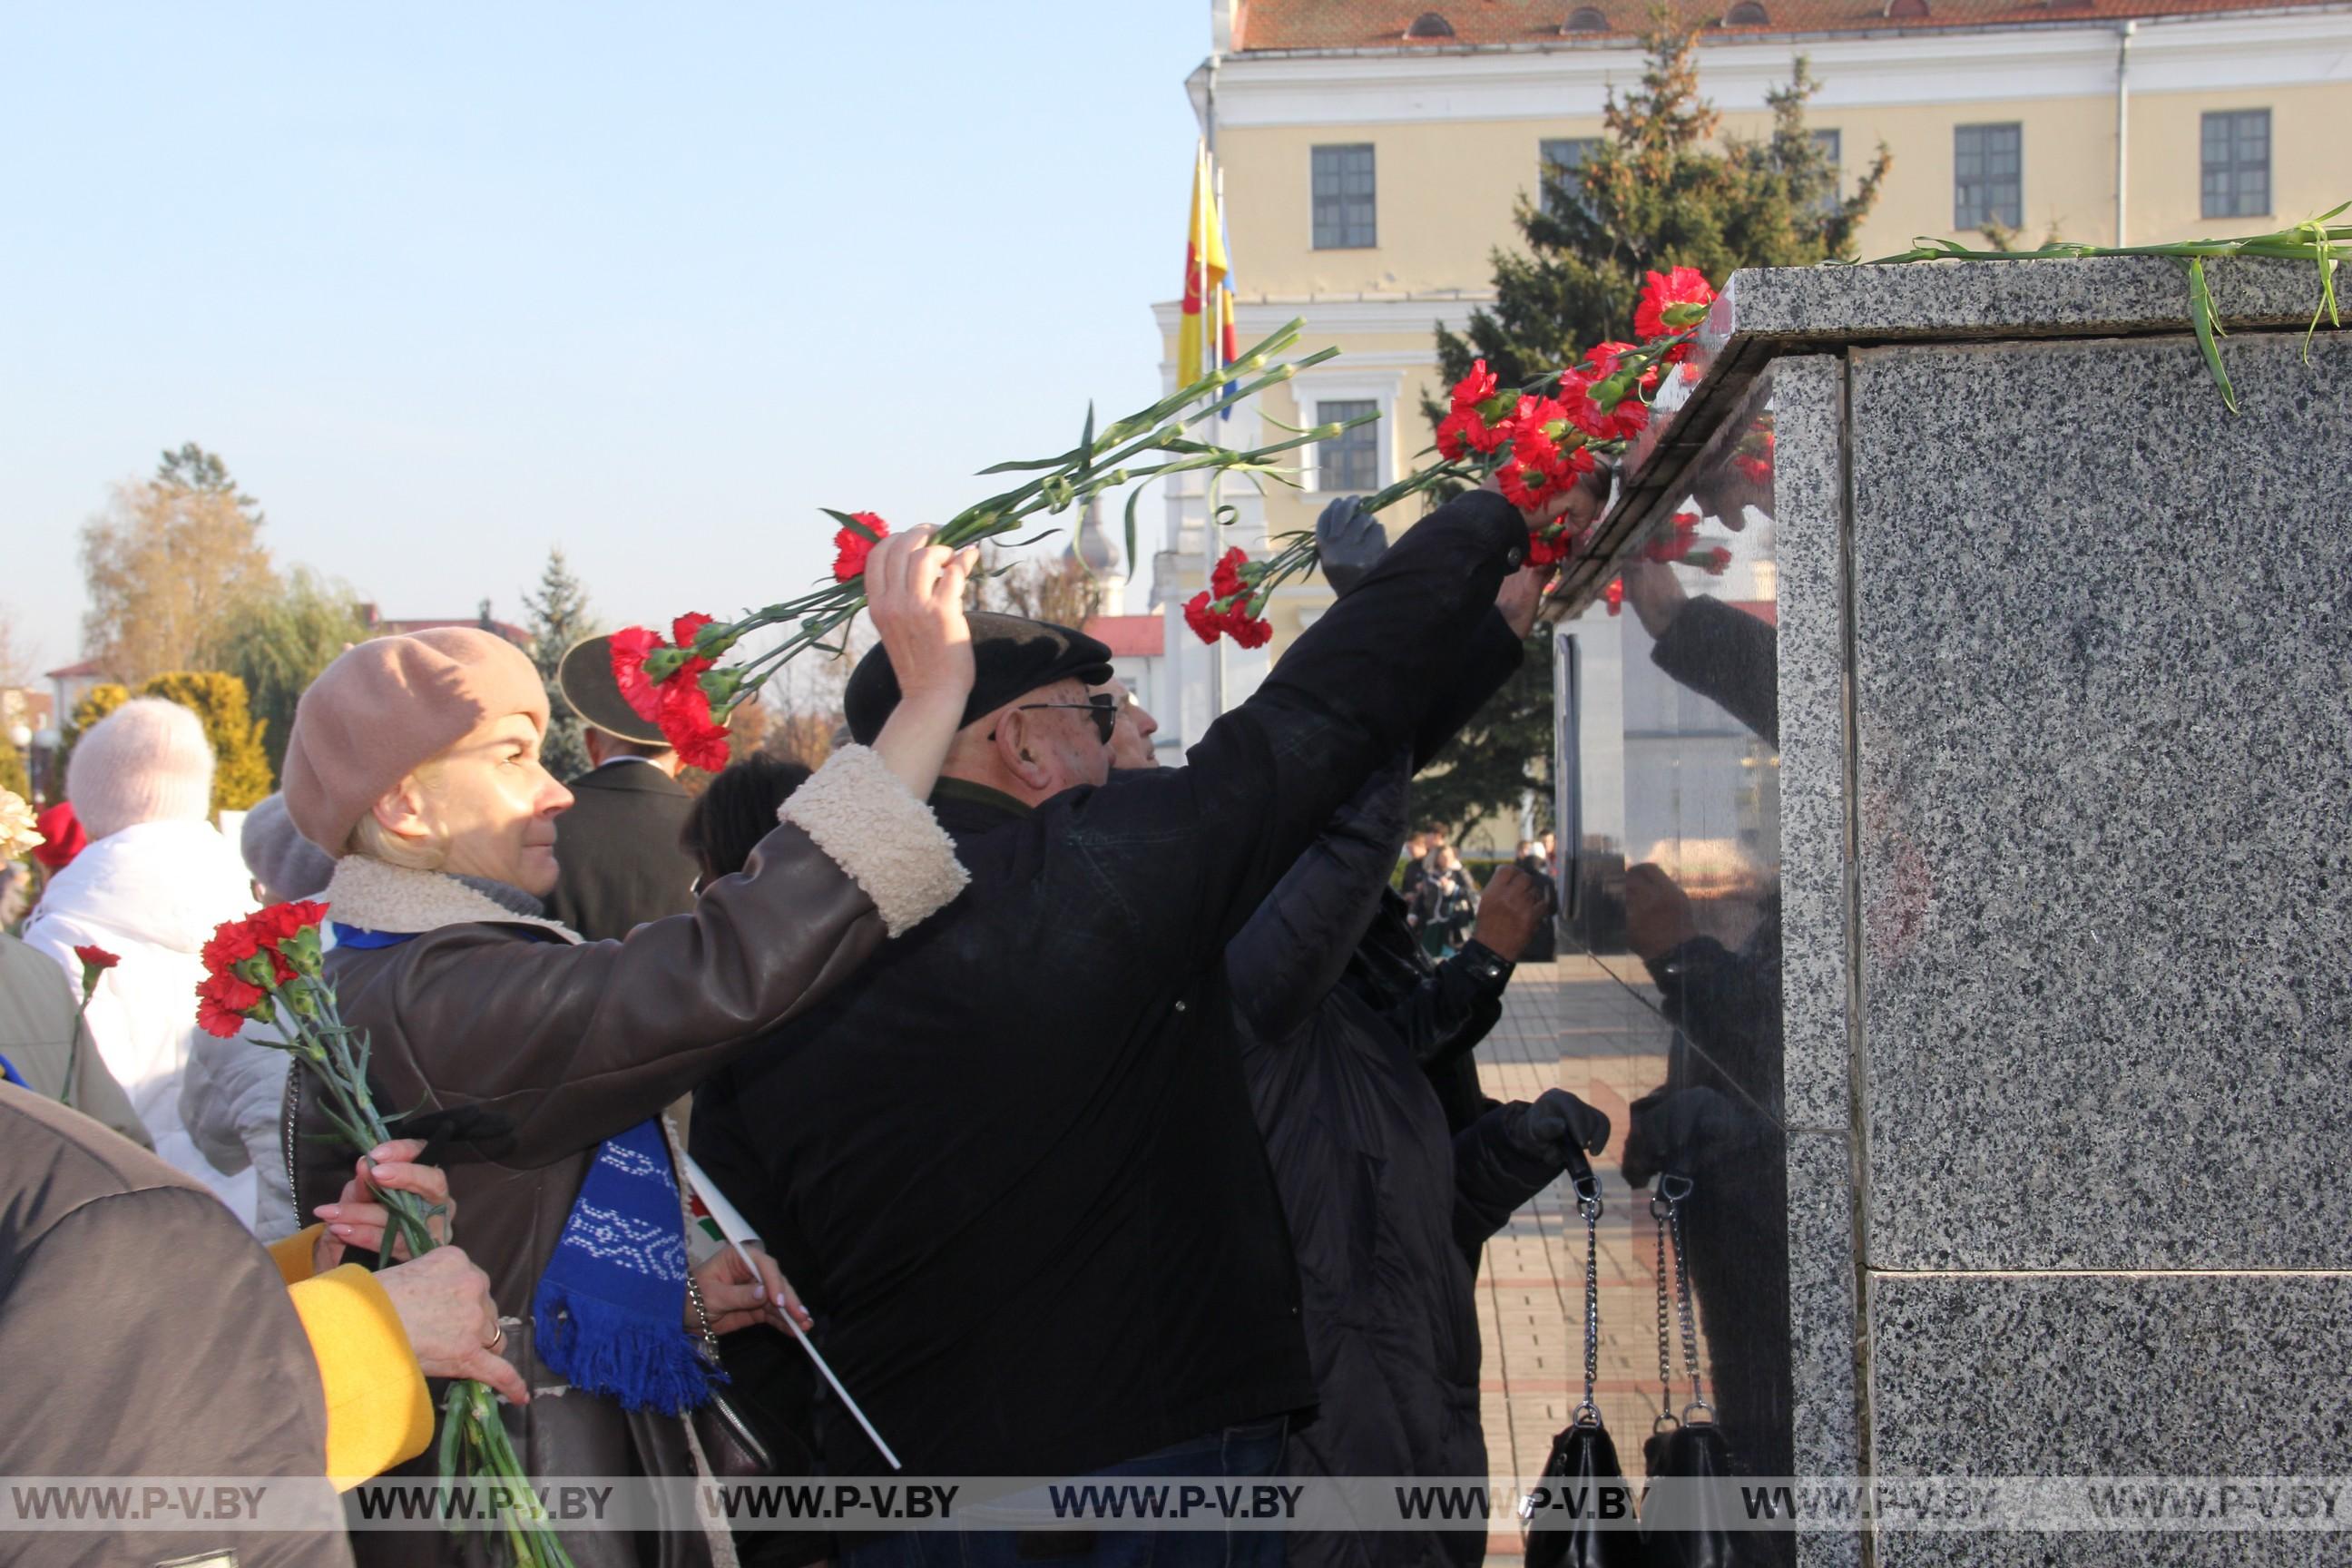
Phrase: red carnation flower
[
  {"left": 1525, "top": 529, "right": 1570, "bottom": 569},
  {"left": 195, "top": 969, "right": 268, "bottom": 1038},
  {"left": 1633, "top": 267, "right": 1716, "bottom": 359},
  {"left": 1694, "top": 545, "right": 1733, "bottom": 576},
  {"left": 669, "top": 613, "right": 720, "bottom": 682},
  {"left": 32, "top": 802, "right": 85, "bottom": 872},
  {"left": 1450, "top": 359, "right": 1499, "bottom": 412},
  {"left": 1210, "top": 547, "right": 1250, "bottom": 602},
  {"left": 1435, "top": 408, "right": 1485, "bottom": 463},
  {"left": 610, "top": 626, "right": 665, "bottom": 722},
  {"left": 1583, "top": 341, "right": 1661, "bottom": 396},
  {"left": 201, "top": 918, "right": 263, "bottom": 977},
  {"left": 72, "top": 944, "right": 120, "bottom": 972},
  {"left": 1604, "top": 576, "right": 1626, "bottom": 617},
  {"left": 657, "top": 680, "right": 733, "bottom": 772},
  {"left": 1183, "top": 592, "right": 1223, "bottom": 645},
  {"left": 832, "top": 513, "right": 889, "bottom": 583},
  {"left": 1227, "top": 612, "right": 1273, "bottom": 651}
]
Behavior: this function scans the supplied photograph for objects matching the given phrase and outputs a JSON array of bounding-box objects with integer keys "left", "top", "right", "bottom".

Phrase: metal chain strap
[
  {"left": 1573, "top": 1168, "right": 1603, "bottom": 1426},
  {"left": 1659, "top": 1172, "right": 1711, "bottom": 1420},
  {"left": 1651, "top": 1187, "right": 1676, "bottom": 1429}
]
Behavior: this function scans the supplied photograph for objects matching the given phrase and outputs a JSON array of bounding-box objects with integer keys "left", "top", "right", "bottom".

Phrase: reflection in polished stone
[{"left": 1554, "top": 387, "right": 1794, "bottom": 1559}]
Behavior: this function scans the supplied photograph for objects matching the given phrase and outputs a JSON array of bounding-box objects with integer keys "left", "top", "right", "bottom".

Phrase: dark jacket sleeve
[
  {"left": 330, "top": 819, "right": 892, "bottom": 1168},
  {"left": 1066, "top": 489, "right": 1528, "bottom": 972},
  {"left": 1386, "top": 948, "right": 1511, "bottom": 1070},
  {"left": 1413, "top": 609, "right": 1526, "bottom": 771},
  {"left": 1650, "top": 594, "right": 1779, "bottom": 746},
  {"left": 1451, "top": 1101, "right": 1568, "bottom": 1263},
  {"left": 1227, "top": 755, "right": 1411, "bottom": 1043}
]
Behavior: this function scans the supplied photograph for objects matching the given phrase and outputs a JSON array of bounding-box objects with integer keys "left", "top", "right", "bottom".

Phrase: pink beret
[{"left": 283, "top": 628, "right": 549, "bottom": 856}]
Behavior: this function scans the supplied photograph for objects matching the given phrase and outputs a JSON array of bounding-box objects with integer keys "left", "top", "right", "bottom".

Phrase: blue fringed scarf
[
  {"left": 334, "top": 914, "right": 718, "bottom": 1417},
  {"left": 531, "top": 1117, "right": 718, "bottom": 1416}
]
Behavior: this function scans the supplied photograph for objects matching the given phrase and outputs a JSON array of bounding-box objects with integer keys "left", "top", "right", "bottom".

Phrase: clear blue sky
[{"left": 2, "top": 4, "right": 1207, "bottom": 676}]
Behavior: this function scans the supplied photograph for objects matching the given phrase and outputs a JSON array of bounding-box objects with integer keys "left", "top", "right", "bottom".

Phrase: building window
[
  {"left": 2202, "top": 110, "right": 2270, "bottom": 219},
  {"left": 1954, "top": 122, "right": 2022, "bottom": 230},
  {"left": 1811, "top": 127, "right": 1842, "bottom": 213},
  {"left": 1564, "top": 5, "right": 1610, "bottom": 28},
  {"left": 1724, "top": 1, "right": 1769, "bottom": 22},
  {"left": 1406, "top": 11, "right": 1455, "bottom": 37},
  {"left": 1315, "top": 400, "right": 1380, "bottom": 492},
  {"left": 1312, "top": 144, "right": 1377, "bottom": 250},
  {"left": 1541, "top": 136, "right": 1602, "bottom": 218}
]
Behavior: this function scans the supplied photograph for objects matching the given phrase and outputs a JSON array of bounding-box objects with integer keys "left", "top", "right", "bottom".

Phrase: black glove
[
  {"left": 1315, "top": 496, "right": 1389, "bottom": 597},
  {"left": 1620, "top": 1086, "right": 1756, "bottom": 1190},
  {"left": 1523, "top": 1087, "right": 1612, "bottom": 1161}
]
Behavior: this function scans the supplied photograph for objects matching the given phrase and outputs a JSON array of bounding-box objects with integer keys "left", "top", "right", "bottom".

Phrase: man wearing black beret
[{"left": 692, "top": 478, "right": 1583, "bottom": 1566}]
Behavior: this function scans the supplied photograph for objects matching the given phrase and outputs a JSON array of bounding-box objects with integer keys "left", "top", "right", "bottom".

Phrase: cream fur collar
[{"left": 320, "top": 856, "right": 582, "bottom": 944}]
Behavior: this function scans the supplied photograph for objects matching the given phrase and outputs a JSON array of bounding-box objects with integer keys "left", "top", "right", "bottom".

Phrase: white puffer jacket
[{"left": 24, "top": 818, "right": 261, "bottom": 1228}]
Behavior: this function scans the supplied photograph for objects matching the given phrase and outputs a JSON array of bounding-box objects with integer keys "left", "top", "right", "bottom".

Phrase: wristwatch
[{"left": 1455, "top": 939, "right": 1514, "bottom": 994}]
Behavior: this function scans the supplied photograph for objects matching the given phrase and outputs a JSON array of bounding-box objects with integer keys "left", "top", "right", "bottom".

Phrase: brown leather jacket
[{"left": 287, "top": 746, "right": 966, "bottom": 1567}]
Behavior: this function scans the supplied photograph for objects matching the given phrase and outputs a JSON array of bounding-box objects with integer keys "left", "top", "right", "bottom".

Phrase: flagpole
[{"left": 1196, "top": 142, "right": 1225, "bottom": 720}]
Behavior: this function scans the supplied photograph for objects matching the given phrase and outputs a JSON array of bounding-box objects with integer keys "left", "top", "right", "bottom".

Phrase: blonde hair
[{"left": 343, "top": 760, "right": 449, "bottom": 870}]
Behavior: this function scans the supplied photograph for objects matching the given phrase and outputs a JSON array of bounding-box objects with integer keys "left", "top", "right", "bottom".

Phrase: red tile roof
[
  {"left": 1234, "top": 0, "right": 2332, "bottom": 48},
  {"left": 43, "top": 658, "right": 110, "bottom": 681},
  {"left": 1085, "top": 614, "right": 1168, "bottom": 658}
]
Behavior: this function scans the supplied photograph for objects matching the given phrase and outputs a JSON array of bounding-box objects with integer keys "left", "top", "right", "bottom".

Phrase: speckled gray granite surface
[
  {"left": 1848, "top": 327, "right": 2352, "bottom": 1272},
  {"left": 1863, "top": 1270, "right": 2352, "bottom": 1567},
  {"left": 1766, "top": 357, "right": 1851, "bottom": 1139},
  {"left": 1705, "top": 254, "right": 2327, "bottom": 356}
]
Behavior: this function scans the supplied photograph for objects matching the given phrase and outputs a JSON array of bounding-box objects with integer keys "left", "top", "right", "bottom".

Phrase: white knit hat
[{"left": 65, "top": 697, "right": 216, "bottom": 841}]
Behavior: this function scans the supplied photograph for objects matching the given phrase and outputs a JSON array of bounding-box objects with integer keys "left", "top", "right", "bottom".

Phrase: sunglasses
[{"left": 993, "top": 694, "right": 1118, "bottom": 747}]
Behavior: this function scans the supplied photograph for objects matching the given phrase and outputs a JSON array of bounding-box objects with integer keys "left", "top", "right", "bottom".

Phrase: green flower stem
[{"left": 254, "top": 970, "right": 573, "bottom": 1568}]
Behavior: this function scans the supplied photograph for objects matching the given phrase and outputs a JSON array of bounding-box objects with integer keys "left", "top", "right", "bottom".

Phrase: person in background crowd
[
  {"left": 182, "top": 791, "right": 338, "bottom": 1240},
  {"left": 695, "top": 476, "right": 1565, "bottom": 1568},
  {"left": 0, "top": 929, "right": 149, "bottom": 1143},
  {"left": 1412, "top": 844, "right": 1481, "bottom": 958},
  {"left": 23, "top": 697, "right": 260, "bottom": 1224},
  {"left": 279, "top": 529, "right": 975, "bottom": 1568},
  {"left": 544, "top": 633, "right": 702, "bottom": 940},
  {"left": 1398, "top": 828, "right": 1433, "bottom": 910}
]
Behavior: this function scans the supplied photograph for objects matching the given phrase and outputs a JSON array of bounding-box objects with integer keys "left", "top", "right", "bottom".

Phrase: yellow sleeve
[
  {"left": 270, "top": 1226, "right": 323, "bottom": 1285},
  {"left": 285, "top": 1264, "right": 436, "bottom": 1487}
]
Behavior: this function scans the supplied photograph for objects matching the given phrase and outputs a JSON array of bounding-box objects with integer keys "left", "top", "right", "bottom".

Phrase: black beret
[
  {"left": 557, "top": 634, "right": 670, "bottom": 746},
  {"left": 845, "top": 612, "right": 1113, "bottom": 746}
]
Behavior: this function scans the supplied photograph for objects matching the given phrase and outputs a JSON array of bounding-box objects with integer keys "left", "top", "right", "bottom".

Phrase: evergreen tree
[
  {"left": 521, "top": 548, "right": 600, "bottom": 782},
  {"left": 1412, "top": 21, "right": 1887, "bottom": 842},
  {"left": 202, "top": 568, "right": 370, "bottom": 779}
]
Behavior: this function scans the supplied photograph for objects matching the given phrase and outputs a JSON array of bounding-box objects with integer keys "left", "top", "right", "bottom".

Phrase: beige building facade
[{"left": 1145, "top": 0, "right": 2350, "bottom": 740}]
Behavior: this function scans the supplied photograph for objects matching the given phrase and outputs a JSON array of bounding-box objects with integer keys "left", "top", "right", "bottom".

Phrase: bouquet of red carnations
[
  {"left": 196, "top": 904, "right": 573, "bottom": 1568},
  {"left": 612, "top": 267, "right": 1723, "bottom": 763}
]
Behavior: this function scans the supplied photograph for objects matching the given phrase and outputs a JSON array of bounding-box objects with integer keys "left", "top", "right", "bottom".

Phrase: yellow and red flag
[{"left": 1179, "top": 143, "right": 1230, "bottom": 389}]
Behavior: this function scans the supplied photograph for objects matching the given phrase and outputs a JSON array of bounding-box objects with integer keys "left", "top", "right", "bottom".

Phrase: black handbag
[
  {"left": 1523, "top": 1159, "right": 1644, "bottom": 1568},
  {"left": 1640, "top": 1173, "right": 1737, "bottom": 1568}
]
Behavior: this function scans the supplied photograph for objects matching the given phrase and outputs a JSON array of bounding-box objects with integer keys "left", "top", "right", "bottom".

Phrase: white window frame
[{"left": 1295, "top": 372, "right": 1402, "bottom": 495}]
